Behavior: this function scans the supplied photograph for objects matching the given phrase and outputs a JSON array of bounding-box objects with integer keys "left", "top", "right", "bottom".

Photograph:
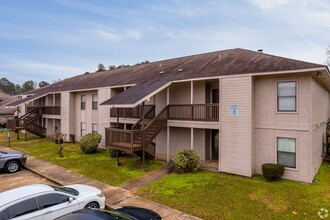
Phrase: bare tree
[{"left": 327, "top": 45, "right": 330, "bottom": 67}]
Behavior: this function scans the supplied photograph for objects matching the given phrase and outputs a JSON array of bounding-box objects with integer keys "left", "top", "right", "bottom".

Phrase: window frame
[
  {"left": 277, "top": 137, "right": 297, "bottom": 169},
  {"left": 7, "top": 198, "right": 39, "bottom": 219},
  {"left": 277, "top": 81, "right": 297, "bottom": 112},
  {"left": 81, "top": 122, "right": 86, "bottom": 137},
  {"left": 92, "top": 123, "right": 98, "bottom": 134},
  {"left": 92, "top": 94, "right": 98, "bottom": 110},
  {"left": 37, "top": 193, "right": 70, "bottom": 209},
  {"left": 81, "top": 95, "right": 86, "bottom": 110}
]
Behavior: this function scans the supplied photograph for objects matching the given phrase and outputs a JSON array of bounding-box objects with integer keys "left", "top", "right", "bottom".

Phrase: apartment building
[{"left": 8, "top": 48, "right": 330, "bottom": 183}]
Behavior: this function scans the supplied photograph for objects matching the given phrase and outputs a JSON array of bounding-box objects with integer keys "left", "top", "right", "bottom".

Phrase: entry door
[
  {"left": 211, "top": 130, "right": 219, "bottom": 160},
  {"left": 212, "top": 89, "right": 219, "bottom": 103}
]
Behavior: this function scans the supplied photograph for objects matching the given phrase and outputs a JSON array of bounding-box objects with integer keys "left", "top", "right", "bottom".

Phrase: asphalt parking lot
[{"left": 0, "top": 169, "right": 57, "bottom": 192}]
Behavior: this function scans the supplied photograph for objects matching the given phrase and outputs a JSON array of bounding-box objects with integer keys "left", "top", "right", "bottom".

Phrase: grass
[
  {"left": 0, "top": 131, "right": 166, "bottom": 186},
  {"left": 136, "top": 163, "right": 330, "bottom": 220},
  {"left": 2, "top": 131, "right": 329, "bottom": 219}
]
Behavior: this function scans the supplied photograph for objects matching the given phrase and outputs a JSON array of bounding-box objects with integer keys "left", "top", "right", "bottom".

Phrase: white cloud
[
  {"left": 246, "top": 0, "right": 291, "bottom": 10},
  {"left": 0, "top": 33, "right": 34, "bottom": 39},
  {"left": 147, "top": 1, "right": 204, "bottom": 17},
  {"left": 0, "top": 54, "right": 86, "bottom": 83},
  {"left": 86, "top": 27, "right": 122, "bottom": 42}
]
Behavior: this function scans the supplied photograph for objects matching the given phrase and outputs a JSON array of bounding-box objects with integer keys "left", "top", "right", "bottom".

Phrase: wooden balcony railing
[
  {"left": 110, "top": 105, "right": 155, "bottom": 119},
  {"left": 42, "top": 106, "right": 61, "bottom": 115},
  {"left": 7, "top": 118, "right": 19, "bottom": 130},
  {"left": 105, "top": 127, "right": 143, "bottom": 152},
  {"left": 26, "top": 106, "right": 61, "bottom": 115},
  {"left": 168, "top": 104, "right": 219, "bottom": 121}
]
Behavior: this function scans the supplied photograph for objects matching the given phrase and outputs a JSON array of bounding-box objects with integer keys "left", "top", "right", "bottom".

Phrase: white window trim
[
  {"left": 92, "top": 94, "right": 98, "bottom": 110},
  {"left": 81, "top": 95, "right": 86, "bottom": 110},
  {"left": 276, "top": 80, "right": 298, "bottom": 113},
  {"left": 81, "top": 122, "right": 86, "bottom": 137},
  {"left": 92, "top": 123, "right": 98, "bottom": 133},
  {"left": 275, "top": 136, "right": 299, "bottom": 171}
]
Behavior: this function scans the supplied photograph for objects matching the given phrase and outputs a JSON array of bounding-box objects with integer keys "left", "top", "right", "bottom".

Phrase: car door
[
  {"left": 38, "top": 193, "right": 79, "bottom": 219},
  {"left": 5, "top": 197, "right": 44, "bottom": 220},
  {"left": 0, "top": 153, "right": 5, "bottom": 169}
]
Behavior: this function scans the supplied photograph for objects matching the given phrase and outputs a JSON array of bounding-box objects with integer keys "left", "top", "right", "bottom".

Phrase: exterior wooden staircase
[
  {"left": 105, "top": 106, "right": 168, "bottom": 159},
  {"left": 7, "top": 107, "right": 47, "bottom": 138}
]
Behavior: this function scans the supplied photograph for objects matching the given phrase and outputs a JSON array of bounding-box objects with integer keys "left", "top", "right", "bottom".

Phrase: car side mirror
[{"left": 69, "top": 197, "right": 74, "bottom": 203}]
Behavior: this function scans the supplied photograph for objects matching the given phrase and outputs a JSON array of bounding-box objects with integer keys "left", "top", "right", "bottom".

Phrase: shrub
[
  {"left": 79, "top": 133, "right": 102, "bottom": 154},
  {"left": 108, "top": 149, "right": 123, "bottom": 158},
  {"left": 262, "top": 163, "right": 285, "bottom": 181},
  {"left": 173, "top": 149, "right": 200, "bottom": 173}
]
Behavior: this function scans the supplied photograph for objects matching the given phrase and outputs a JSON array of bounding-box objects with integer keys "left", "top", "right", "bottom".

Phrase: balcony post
[
  {"left": 116, "top": 108, "right": 119, "bottom": 127},
  {"left": 141, "top": 101, "right": 146, "bottom": 170}
]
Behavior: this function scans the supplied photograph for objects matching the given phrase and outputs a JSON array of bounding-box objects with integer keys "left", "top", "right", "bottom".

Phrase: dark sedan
[
  {"left": 0, "top": 151, "right": 27, "bottom": 173},
  {"left": 56, "top": 206, "right": 162, "bottom": 220}
]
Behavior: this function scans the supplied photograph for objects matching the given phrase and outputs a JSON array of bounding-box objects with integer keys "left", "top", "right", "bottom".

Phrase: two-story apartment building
[{"left": 8, "top": 48, "right": 330, "bottom": 183}]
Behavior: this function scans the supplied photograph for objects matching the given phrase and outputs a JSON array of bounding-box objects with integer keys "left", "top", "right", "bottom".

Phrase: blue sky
[{"left": 0, "top": 0, "right": 329, "bottom": 85}]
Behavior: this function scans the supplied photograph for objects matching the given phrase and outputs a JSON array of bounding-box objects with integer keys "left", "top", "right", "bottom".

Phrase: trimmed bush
[
  {"left": 262, "top": 163, "right": 285, "bottom": 181},
  {"left": 108, "top": 149, "right": 123, "bottom": 158},
  {"left": 173, "top": 149, "right": 200, "bottom": 173},
  {"left": 79, "top": 133, "right": 102, "bottom": 154}
]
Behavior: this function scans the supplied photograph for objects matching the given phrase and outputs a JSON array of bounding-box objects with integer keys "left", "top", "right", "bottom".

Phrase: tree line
[{"left": 0, "top": 78, "right": 49, "bottom": 95}]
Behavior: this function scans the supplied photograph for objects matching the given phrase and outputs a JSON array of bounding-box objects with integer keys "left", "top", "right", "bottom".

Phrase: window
[
  {"left": 38, "top": 193, "right": 69, "bottom": 209},
  {"left": 92, "top": 123, "right": 98, "bottom": 133},
  {"left": 7, "top": 198, "right": 38, "bottom": 218},
  {"left": 92, "top": 94, "right": 98, "bottom": 110},
  {"left": 81, "top": 95, "right": 86, "bottom": 110},
  {"left": 81, "top": 122, "right": 86, "bottom": 137},
  {"left": 277, "top": 82, "right": 296, "bottom": 111},
  {"left": 277, "top": 137, "right": 296, "bottom": 168},
  {"left": 0, "top": 209, "right": 9, "bottom": 220}
]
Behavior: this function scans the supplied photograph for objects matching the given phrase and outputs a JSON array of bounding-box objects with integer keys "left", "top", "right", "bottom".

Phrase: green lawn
[
  {"left": 136, "top": 162, "right": 330, "bottom": 220},
  {"left": 0, "top": 131, "right": 165, "bottom": 186}
]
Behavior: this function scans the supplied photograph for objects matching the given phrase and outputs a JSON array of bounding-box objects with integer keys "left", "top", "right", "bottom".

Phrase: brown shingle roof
[
  {"left": 8, "top": 48, "right": 326, "bottom": 107},
  {"left": 0, "top": 93, "right": 18, "bottom": 115}
]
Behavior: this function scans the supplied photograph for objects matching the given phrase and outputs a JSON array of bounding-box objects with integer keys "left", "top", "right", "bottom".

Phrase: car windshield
[{"left": 51, "top": 185, "right": 79, "bottom": 196}]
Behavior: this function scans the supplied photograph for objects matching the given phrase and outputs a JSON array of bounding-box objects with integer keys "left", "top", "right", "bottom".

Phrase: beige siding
[
  {"left": 69, "top": 93, "right": 76, "bottom": 135},
  {"left": 193, "top": 81, "right": 205, "bottom": 104},
  {"left": 169, "top": 82, "right": 190, "bottom": 104},
  {"left": 310, "top": 78, "right": 329, "bottom": 180},
  {"left": 60, "top": 92, "right": 70, "bottom": 137},
  {"left": 98, "top": 88, "right": 111, "bottom": 149},
  {"left": 155, "top": 128, "right": 167, "bottom": 160},
  {"left": 155, "top": 89, "right": 167, "bottom": 114},
  {"left": 169, "top": 127, "right": 191, "bottom": 155},
  {"left": 193, "top": 128, "right": 206, "bottom": 160},
  {"left": 220, "top": 76, "right": 252, "bottom": 176},
  {"left": 74, "top": 91, "right": 97, "bottom": 141},
  {"left": 254, "top": 75, "right": 314, "bottom": 183}
]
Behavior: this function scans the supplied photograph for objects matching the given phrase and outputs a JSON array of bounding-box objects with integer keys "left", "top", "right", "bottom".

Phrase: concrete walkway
[
  {"left": 0, "top": 146, "right": 202, "bottom": 220},
  {"left": 119, "top": 163, "right": 174, "bottom": 193}
]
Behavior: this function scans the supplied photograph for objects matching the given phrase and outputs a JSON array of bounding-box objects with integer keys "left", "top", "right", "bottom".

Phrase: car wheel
[
  {"left": 84, "top": 202, "right": 99, "bottom": 209},
  {"left": 5, "top": 161, "right": 20, "bottom": 173}
]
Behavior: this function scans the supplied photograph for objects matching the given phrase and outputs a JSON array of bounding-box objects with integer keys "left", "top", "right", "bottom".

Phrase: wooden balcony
[
  {"left": 42, "top": 106, "right": 61, "bottom": 115},
  {"left": 27, "top": 106, "right": 61, "bottom": 115},
  {"left": 7, "top": 118, "right": 19, "bottom": 130},
  {"left": 168, "top": 104, "right": 219, "bottom": 121},
  {"left": 110, "top": 105, "right": 155, "bottom": 119},
  {"left": 105, "top": 127, "right": 143, "bottom": 152}
]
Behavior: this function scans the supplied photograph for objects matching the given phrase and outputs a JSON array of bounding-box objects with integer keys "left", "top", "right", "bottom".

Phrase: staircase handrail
[
  {"left": 18, "top": 106, "right": 41, "bottom": 120},
  {"left": 145, "top": 106, "right": 168, "bottom": 130},
  {"left": 132, "top": 105, "right": 156, "bottom": 130}
]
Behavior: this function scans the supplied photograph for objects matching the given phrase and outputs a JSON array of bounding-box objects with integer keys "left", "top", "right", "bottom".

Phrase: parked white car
[{"left": 0, "top": 184, "right": 105, "bottom": 220}]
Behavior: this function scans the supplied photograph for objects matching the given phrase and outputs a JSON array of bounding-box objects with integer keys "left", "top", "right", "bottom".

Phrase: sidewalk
[
  {"left": 0, "top": 146, "right": 202, "bottom": 220},
  {"left": 119, "top": 163, "right": 174, "bottom": 193}
]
